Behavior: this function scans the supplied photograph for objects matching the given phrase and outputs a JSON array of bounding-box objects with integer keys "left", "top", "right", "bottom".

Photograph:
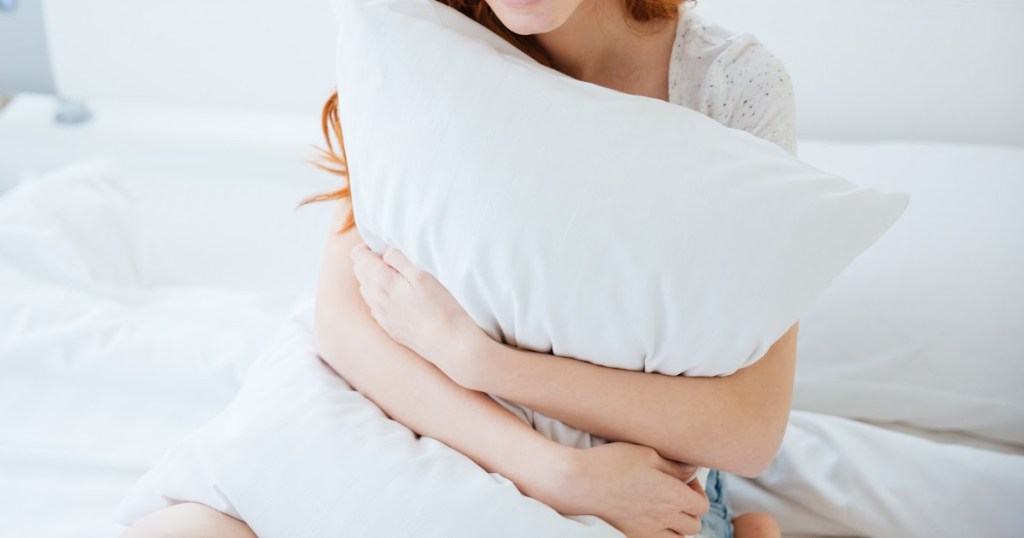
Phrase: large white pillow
[
  {"left": 337, "top": 0, "right": 909, "bottom": 380},
  {"left": 115, "top": 303, "right": 622, "bottom": 538}
]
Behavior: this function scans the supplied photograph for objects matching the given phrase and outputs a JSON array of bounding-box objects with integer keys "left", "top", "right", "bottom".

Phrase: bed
[
  {"left": 1, "top": 92, "right": 1022, "bottom": 537},
  {"left": 8, "top": 0, "right": 1024, "bottom": 532}
]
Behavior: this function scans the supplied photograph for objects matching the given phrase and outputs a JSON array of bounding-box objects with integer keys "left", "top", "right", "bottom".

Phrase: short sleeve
[{"left": 697, "top": 34, "right": 798, "bottom": 157}]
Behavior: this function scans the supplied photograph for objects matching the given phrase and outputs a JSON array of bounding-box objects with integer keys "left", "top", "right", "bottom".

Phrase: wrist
[
  {"left": 511, "top": 440, "right": 580, "bottom": 514},
  {"left": 454, "top": 330, "right": 503, "bottom": 390}
]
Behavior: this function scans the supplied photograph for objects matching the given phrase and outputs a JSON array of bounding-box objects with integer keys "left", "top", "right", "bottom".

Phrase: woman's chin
[
  {"left": 498, "top": 0, "right": 545, "bottom": 9},
  {"left": 502, "top": 16, "right": 562, "bottom": 35},
  {"left": 490, "top": 4, "right": 568, "bottom": 35}
]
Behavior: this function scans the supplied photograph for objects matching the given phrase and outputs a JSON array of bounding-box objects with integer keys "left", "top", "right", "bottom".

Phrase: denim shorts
[{"left": 697, "top": 469, "right": 735, "bottom": 538}]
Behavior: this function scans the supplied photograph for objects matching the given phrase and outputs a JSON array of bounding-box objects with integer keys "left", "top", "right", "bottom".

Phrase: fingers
[
  {"left": 688, "top": 476, "right": 706, "bottom": 498},
  {"left": 683, "top": 478, "right": 711, "bottom": 517},
  {"left": 650, "top": 471, "right": 710, "bottom": 536},
  {"left": 656, "top": 459, "right": 697, "bottom": 483},
  {"left": 380, "top": 245, "right": 420, "bottom": 280},
  {"left": 666, "top": 512, "right": 703, "bottom": 537},
  {"left": 351, "top": 243, "right": 401, "bottom": 303}
]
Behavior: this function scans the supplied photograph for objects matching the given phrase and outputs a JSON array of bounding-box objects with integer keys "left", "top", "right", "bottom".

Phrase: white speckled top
[{"left": 669, "top": 8, "right": 798, "bottom": 157}]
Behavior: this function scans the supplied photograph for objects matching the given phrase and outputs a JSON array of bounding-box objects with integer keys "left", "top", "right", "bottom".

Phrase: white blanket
[{"left": 1, "top": 96, "right": 1022, "bottom": 536}]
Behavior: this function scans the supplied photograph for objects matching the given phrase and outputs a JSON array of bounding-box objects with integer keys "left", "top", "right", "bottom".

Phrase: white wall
[
  {"left": 41, "top": 0, "right": 338, "bottom": 116},
  {"left": 694, "top": 0, "right": 1024, "bottom": 147},
  {"left": 37, "top": 0, "right": 1024, "bottom": 146}
]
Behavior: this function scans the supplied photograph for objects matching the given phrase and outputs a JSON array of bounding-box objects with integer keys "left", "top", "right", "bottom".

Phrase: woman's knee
[
  {"left": 120, "top": 502, "right": 257, "bottom": 538},
  {"left": 732, "top": 512, "right": 781, "bottom": 538}
]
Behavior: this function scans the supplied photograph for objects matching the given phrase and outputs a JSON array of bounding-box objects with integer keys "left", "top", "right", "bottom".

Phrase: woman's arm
[
  {"left": 313, "top": 200, "right": 712, "bottom": 536},
  {"left": 466, "top": 323, "right": 798, "bottom": 478},
  {"left": 312, "top": 201, "right": 570, "bottom": 502},
  {"left": 351, "top": 245, "right": 798, "bottom": 478}
]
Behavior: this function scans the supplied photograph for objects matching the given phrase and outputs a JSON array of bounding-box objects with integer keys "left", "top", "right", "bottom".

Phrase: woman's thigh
[{"left": 120, "top": 502, "right": 256, "bottom": 538}]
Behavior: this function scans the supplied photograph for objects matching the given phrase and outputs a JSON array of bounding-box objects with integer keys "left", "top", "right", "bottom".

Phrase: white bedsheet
[
  {"left": 1, "top": 95, "right": 1022, "bottom": 537},
  {"left": 0, "top": 96, "right": 334, "bottom": 537}
]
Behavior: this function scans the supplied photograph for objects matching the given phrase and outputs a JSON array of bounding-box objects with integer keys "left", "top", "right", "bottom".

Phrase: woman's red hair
[{"left": 304, "top": 0, "right": 686, "bottom": 231}]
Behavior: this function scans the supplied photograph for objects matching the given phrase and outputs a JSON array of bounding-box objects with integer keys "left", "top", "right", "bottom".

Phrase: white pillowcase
[
  {"left": 338, "top": 0, "right": 909, "bottom": 381},
  {"left": 116, "top": 304, "right": 623, "bottom": 538}
]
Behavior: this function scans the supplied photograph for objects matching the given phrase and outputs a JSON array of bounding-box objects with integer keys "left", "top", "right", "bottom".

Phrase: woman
[{"left": 123, "top": 0, "right": 798, "bottom": 536}]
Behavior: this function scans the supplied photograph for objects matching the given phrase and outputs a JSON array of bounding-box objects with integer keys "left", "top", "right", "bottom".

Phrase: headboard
[{"left": 30, "top": 0, "right": 1024, "bottom": 146}]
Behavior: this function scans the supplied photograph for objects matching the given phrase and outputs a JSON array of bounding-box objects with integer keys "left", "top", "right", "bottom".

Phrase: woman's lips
[{"left": 499, "top": 0, "right": 544, "bottom": 9}]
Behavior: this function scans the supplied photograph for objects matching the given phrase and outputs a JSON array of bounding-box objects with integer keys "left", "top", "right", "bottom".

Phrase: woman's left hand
[{"left": 350, "top": 242, "right": 491, "bottom": 384}]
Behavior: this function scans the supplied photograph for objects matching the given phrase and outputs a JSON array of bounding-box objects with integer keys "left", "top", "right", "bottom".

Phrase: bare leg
[
  {"left": 120, "top": 502, "right": 257, "bottom": 538},
  {"left": 732, "top": 512, "right": 781, "bottom": 538}
]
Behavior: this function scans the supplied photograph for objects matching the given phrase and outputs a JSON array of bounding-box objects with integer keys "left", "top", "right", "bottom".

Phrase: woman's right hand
[{"left": 543, "top": 442, "right": 710, "bottom": 538}]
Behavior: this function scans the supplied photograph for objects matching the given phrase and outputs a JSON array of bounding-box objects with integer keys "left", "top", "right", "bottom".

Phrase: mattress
[{"left": 1, "top": 94, "right": 1022, "bottom": 537}]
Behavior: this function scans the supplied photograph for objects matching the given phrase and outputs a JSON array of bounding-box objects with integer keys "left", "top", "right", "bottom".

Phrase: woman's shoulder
[{"left": 669, "top": 9, "right": 798, "bottom": 156}]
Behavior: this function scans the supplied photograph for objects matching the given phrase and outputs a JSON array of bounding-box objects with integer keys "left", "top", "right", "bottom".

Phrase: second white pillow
[{"left": 115, "top": 304, "right": 623, "bottom": 537}]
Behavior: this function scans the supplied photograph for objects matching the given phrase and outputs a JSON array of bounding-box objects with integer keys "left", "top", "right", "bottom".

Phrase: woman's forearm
[
  {"left": 311, "top": 204, "right": 574, "bottom": 507},
  {"left": 315, "top": 309, "right": 573, "bottom": 501},
  {"left": 463, "top": 323, "right": 799, "bottom": 477}
]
